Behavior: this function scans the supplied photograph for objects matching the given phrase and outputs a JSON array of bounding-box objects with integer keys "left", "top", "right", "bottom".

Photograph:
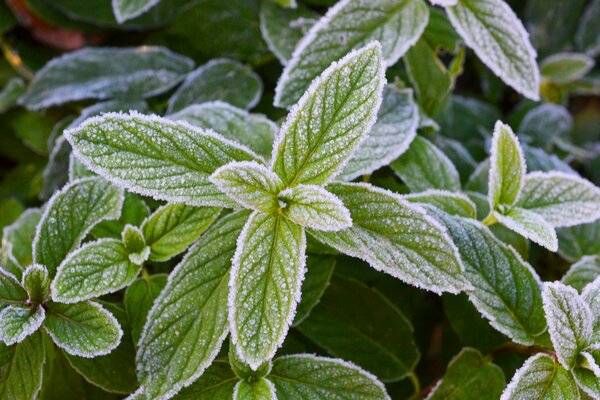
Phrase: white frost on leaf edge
[
  {"left": 499, "top": 353, "right": 552, "bottom": 400},
  {"left": 428, "top": 0, "right": 458, "bottom": 5},
  {"left": 493, "top": 209, "right": 558, "bottom": 252},
  {"left": 580, "top": 351, "right": 600, "bottom": 377},
  {"left": 112, "top": 0, "right": 161, "bottom": 23},
  {"left": 403, "top": 189, "right": 478, "bottom": 217},
  {"left": 0, "top": 305, "right": 45, "bottom": 346},
  {"left": 232, "top": 378, "right": 277, "bottom": 400},
  {"left": 540, "top": 52, "right": 595, "bottom": 81}
]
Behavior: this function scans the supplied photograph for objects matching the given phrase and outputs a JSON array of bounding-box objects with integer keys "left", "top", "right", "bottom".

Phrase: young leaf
[
  {"left": 210, "top": 161, "right": 284, "bottom": 213},
  {"left": 33, "top": 177, "right": 124, "bottom": 276},
  {"left": 540, "top": 52, "right": 595, "bottom": 83},
  {"left": 43, "top": 301, "right": 123, "bottom": 358},
  {"left": 0, "top": 306, "right": 44, "bottom": 345},
  {"left": 0, "top": 269, "right": 28, "bottom": 306},
  {"left": 274, "top": 0, "right": 429, "bottom": 107},
  {"left": 112, "top": 0, "right": 161, "bottom": 23},
  {"left": 229, "top": 211, "right": 306, "bottom": 369},
  {"left": 21, "top": 264, "right": 50, "bottom": 304},
  {"left": 446, "top": 0, "right": 540, "bottom": 100},
  {"left": 516, "top": 172, "right": 600, "bottom": 227},
  {"left": 124, "top": 273, "right": 167, "bottom": 344},
  {"left": 404, "top": 190, "right": 477, "bottom": 219},
  {"left": 494, "top": 208, "right": 558, "bottom": 252},
  {"left": 19, "top": 47, "right": 194, "bottom": 110},
  {"left": 233, "top": 378, "right": 276, "bottom": 400},
  {"left": 2, "top": 208, "right": 41, "bottom": 268},
  {"left": 271, "top": 42, "right": 385, "bottom": 186},
  {"left": 293, "top": 255, "right": 335, "bottom": 326},
  {"left": 173, "top": 360, "right": 238, "bottom": 399},
  {"left": 65, "top": 112, "right": 261, "bottom": 208},
  {"left": 562, "top": 255, "right": 600, "bottom": 293},
  {"left": 167, "top": 59, "right": 263, "bottom": 113},
  {"left": 229, "top": 342, "right": 271, "bottom": 380},
  {"left": 278, "top": 185, "right": 352, "bottom": 231},
  {"left": 92, "top": 191, "right": 150, "bottom": 240},
  {"left": 0, "top": 331, "right": 45, "bottom": 400},
  {"left": 141, "top": 203, "right": 221, "bottom": 262},
  {"left": 310, "top": 183, "right": 466, "bottom": 294},
  {"left": 122, "top": 225, "right": 150, "bottom": 265},
  {"left": 488, "top": 121, "right": 526, "bottom": 209},
  {"left": 136, "top": 211, "right": 249, "bottom": 400},
  {"left": 270, "top": 354, "right": 390, "bottom": 399},
  {"left": 390, "top": 136, "right": 461, "bottom": 193},
  {"left": 52, "top": 239, "right": 142, "bottom": 303},
  {"left": 339, "top": 86, "right": 419, "bottom": 181}
]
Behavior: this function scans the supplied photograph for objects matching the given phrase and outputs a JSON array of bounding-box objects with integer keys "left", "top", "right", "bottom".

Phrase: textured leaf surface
[
  {"left": 494, "top": 208, "right": 558, "bottom": 251},
  {"left": 562, "top": 256, "right": 600, "bottom": 293},
  {"left": 0, "top": 270, "right": 27, "bottom": 306},
  {"left": 65, "top": 112, "right": 260, "bottom": 208},
  {"left": 233, "top": 378, "right": 276, "bottom": 400},
  {"left": 404, "top": 190, "right": 477, "bottom": 218},
  {"left": 229, "top": 212, "right": 306, "bottom": 369},
  {"left": 21, "top": 265, "right": 50, "bottom": 305},
  {"left": 274, "top": 0, "right": 428, "bottom": 107},
  {"left": 573, "top": 362, "right": 600, "bottom": 399},
  {"left": 112, "top": 0, "right": 161, "bottom": 23},
  {"left": 293, "top": 255, "right": 335, "bottom": 326},
  {"left": 518, "top": 104, "right": 572, "bottom": 150},
  {"left": 0, "top": 331, "right": 44, "bottom": 400},
  {"left": 124, "top": 274, "right": 167, "bottom": 344},
  {"left": 557, "top": 220, "right": 600, "bottom": 262},
  {"left": 172, "top": 360, "right": 237, "bottom": 399},
  {"left": 2, "top": 208, "right": 41, "bottom": 268},
  {"left": 581, "top": 277, "right": 600, "bottom": 342},
  {"left": 540, "top": 52, "right": 595, "bottom": 83},
  {"left": 0, "top": 306, "right": 44, "bottom": 345},
  {"left": 488, "top": 121, "right": 525, "bottom": 209}
]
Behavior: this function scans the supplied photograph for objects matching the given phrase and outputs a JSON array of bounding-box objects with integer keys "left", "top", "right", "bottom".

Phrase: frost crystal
[
  {"left": 494, "top": 208, "right": 558, "bottom": 251},
  {"left": 0, "top": 305, "right": 45, "bottom": 345}
]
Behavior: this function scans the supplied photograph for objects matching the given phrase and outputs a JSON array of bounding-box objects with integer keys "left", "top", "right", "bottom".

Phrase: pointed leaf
[
  {"left": 112, "top": 0, "right": 162, "bottom": 23},
  {"left": 122, "top": 225, "right": 150, "bottom": 265},
  {"left": 2, "top": 208, "right": 41, "bottom": 268},
  {"left": 540, "top": 52, "right": 595, "bottom": 84},
  {"left": 494, "top": 208, "right": 558, "bottom": 251},
  {"left": 562, "top": 255, "right": 600, "bottom": 293},
  {"left": 271, "top": 42, "right": 385, "bottom": 186},
  {"left": 582, "top": 277, "right": 600, "bottom": 343},
  {"left": 0, "top": 269, "right": 27, "bottom": 306},
  {"left": 124, "top": 274, "right": 167, "bottom": 344},
  {"left": 0, "top": 306, "right": 44, "bottom": 345},
  {"left": 66, "top": 112, "right": 262, "bottom": 208},
  {"left": 405, "top": 190, "right": 477, "bottom": 218},
  {"left": 293, "top": 255, "right": 335, "bottom": 326},
  {"left": 233, "top": 378, "right": 276, "bottom": 400},
  {"left": 0, "top": 331, "right": 45, "bottom": 400},
  {"left": 21, "top": 264, "right": 50, "bottom": 304}
]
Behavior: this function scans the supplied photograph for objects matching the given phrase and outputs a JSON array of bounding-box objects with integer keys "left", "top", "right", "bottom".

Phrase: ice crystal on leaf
[{"left": 488, "top": 121, "right": 525, "bottom": 210}]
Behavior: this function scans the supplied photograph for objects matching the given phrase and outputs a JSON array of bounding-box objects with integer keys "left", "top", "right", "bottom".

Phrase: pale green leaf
[
  {"left": 124, "top": 274, "right": 167, "bottom": 344},
  {"left": 122, "top": 225, "right": 150, "bottom": 265},
  {"left": 65, "top": 112, "right": 261, "bottom": 208},
  {"left": 112, "top": 0, "right": 161, "bottom": 23},
  {"left": 2, "top": 208, "right": 41, "bottom": 268},
  {"left": 581, "top": 277, "right": 600, "bottom": 344},
  {"left": 562, "top": 255, "right": 600, "bottom": 293},
  {"left": 233, "top": 378, "right": 276, "bottom": 400},
  {"left": 274, "top": 0, "right": 429, "bottom": 107},
  {"left": 230, "top": 211, "right": 306, "bottom": 369},
  {"left": 272, "top": 42, "right": 385, "bottom": 186},
  {"left": 573, "top": 364, "right": 600, "bottom": 399},
  {"left": 21, "top": 264, "right": 50, "bottom": 304},
  {"left": 0, "top": 331, "right": 45, "bottom": 400},
  {"left": 494, "top": 207, "right": 558, "bottom": 251},
  {"left": 172, "top": 360, "right": 238, "bottom": 399},
  {"left": 33, "top": 177, "right": 124, "bottom": 276},
  {"left": 293, "top": 255, "right": 335, "bottom": 326},
  {"left": 0, "top": 305, "right": 44, "bottom": 345},
  {"left": 404, "top": 190, "right": 477, "bottom": 218},
  {"left": 0, "top": 269, "right": 27, "bottom": 306},
  {"left": 540, "top": 52, "right": 595, "bottom": 83},
  {"left": 557, "top": 220, "right": 600, "bottom": 262}
]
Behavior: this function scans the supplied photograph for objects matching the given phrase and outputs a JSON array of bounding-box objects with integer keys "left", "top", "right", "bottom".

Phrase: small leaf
[
  {"left": 494, "top": 208, "right": 558, "bottom": 251},
  {"left": 272, "top": 42, "right": 385, "bottom": 186},
  {"left": 562, "top": 255, "right": 600, "bottom": 293},
  {"left": 65, "top": 112, "right": 260, "bottom": 208},
  {"left": 446, "top": 0, "right": 540, "bottom": 100},
  {"left": 540, "top": 52, "right": 595, "bottom": 84},
  {"left": 0, "top": 305, "right": 44, "bottom": 345},
  {"left": 233, "top": 378, "right": 276, "bottom": 400},
  {"left": 278, "top": 185, "right": 352, "bottom": 231},
  {"left": 293, "top": 255, "right": 335, "bottom": 326},
  {"left": 210, "top": 161, "right": 284, "bottom": 213},
  {"left": 582, "top": 277, "right": 600, "bottom": 343},
  {"left": 124, "top": 273, "right": 167, "bottom": 344},
  {"left": 112, "top": 0, "right": 162, "bottom": 23},
  {"left": 0, "top": 269, "right": 28, "bottom": 306},
  {"left": 173, "top": 360, "right": 238, "bottom": 399},
  {"left": 43, "top": 301, "right": 123, "bottom": 358},
  {"left": 270, "top": 354, "right": 390, "bottom": 399},
  {"left": 229, "top": 343, "right": 271, "bottom": 380},
  {"left": 122, "top": 225, "right": 150, "bottom": 265},
  {"left": 404, "top": 190, "right": 477, "bottom": 218},
  {"left": 516, "top": 172, "right": 600, "bottom": 227},
  {"left": 19, "top": 47, "right": 194, "bottom": 110},
  {"left": 21, "top": 264, "right": 50, "bottom": 304},
  {"left": 2, "top": 208, "right": 41, "bottom": 268},
  {"left": 0, "top": 331, "right": 45, "bottom": 400},
  {"left": 229, "top": 212, "right": 306, "bottom": 369}
]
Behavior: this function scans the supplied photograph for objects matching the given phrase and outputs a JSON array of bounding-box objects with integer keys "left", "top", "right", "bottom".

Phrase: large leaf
[
  {"left": 112, "top": 0, "right": 162, "bottom": 23},
  {"left": 493, "top": 207, "right": 558, "bottom": 251},
  {"left": 0, "top": 305, "right": 44, "bottom": 345},
  {"left": 446, "top": 0, "right": 540, "bottom": 100},
  {"left": 488, "top": 121, "right": 525, "bottom": 209},
  {"left": 272, "top": 42, "right": 385, "bottom": 186},
  {"left": 19, "top": 47, "right": 194, "bottom": 110},
  {"left": 274, "top": 0, "right": 429, "bottom": 107},
  {"left": 136, "top": 211, "right": 249, "bottom": 399},
  {"left": 65, "top": 112, "right": 261, "bottom": 208},
  {"left": 229, "top": 211, "right": 306, "bottom": 369},
  {"left": 310, "top": 183, "right": 466, "bottom": 294},
  {"left": 562, "top": 255, "right": 600, "bottom": 293},
  {"left": 124, "top": 273, "right": 167, "bottom": 344},
  {"left": 33, "top": 177, "right": 124, "bottom": 276},
  {"left": 2, "top": 208, "right": 41, "bottom": 268},
  {"left": 0, "top": 331, "right": 45, "bottom": 400}
]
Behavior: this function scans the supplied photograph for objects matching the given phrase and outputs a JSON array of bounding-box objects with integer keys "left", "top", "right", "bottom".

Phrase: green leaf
[
  {"left": 488, "top": 121, "right": 526, "bottom": 209},
  {"left": 390, "top": 136, "right": 461, "bottom": 193},
  {"left": 172, "top": 360, "right": 238, "bottom": 399},
  {"left": 573, "top": 366, "right": 600, "bottom": 399},
  {"left": 167, "top": 59, "right": 262, "bottom": 113},
  {"left": 0, "top": 269, "right": 27, "bottom": 306},
  {"left": 52, "top": 239, "right": 142, "bottom": 303},
  {"left": 274, "top": 0, "right": 429, "bottom": 107},
  {"left": 0, "top": 305, "right": 44, "bottom": 345},
  {"left": 233, "top": 378, "right": 276, "bottom": 400},
  {"left": 310, "top": 183, "right": 466, "bottom": 294},
  {"left": 141, "top": 203, "right": 221, "bottom": 262},
  {"left": 43, "top": 301, "right": 123, "bottom": 358},
  {"left": 92, "top": 192, "right": 150, "bottom": 240},
  {"left": 272, "top": 42, "right": 385, "bottom": 186},
  {"left": 0, "top": 331, "right": 45, "bottom": 400},
  {"left": 122, "top": 225, "right": 150, "bottom": 265},
  {"left": 112, "top": 0, "right": 162, "bottom": 23},
  {"left": 278, "top": 185, "right": 352, "bottom": 231},
  {"left": 293, "top": 255, "right": 335, "bottom": 326},
  {"left": 297, "top": 277, "right": 419, "bottom": 381},
  {"left": 516, "top": 172, "right": 600, "bottom": 227},
  {"left": 230, "top": 211, "right": 305, "bottom": 369},
  {"left": 339, "top": 86, "right": 419, "bottom": 181},
  {"left": 2, "top": 208, "right": 41, "bottom": 268},
  {"left": 210, "top": 161, "right": 284, "bottom": 213},
  {"left": 405, "top": 190, "right": 477, "bottom": 218},
  {"left": 19, "top": 47, "right": 194, "bottom": 110},
  {"left": 562, "top": 255, "right": 600, "bottom": 293},
  {"left": 65, "top": 112, "right": 261, "bottom": 208},
  {"left": 136, "top": 211, "right": 249, "bottom": 399},
  {"left": 540, "top": 53, "right": 595, "bottom": 84},
  {"left": 423, "top": 7, "right": 461, "bottom": 51},
  {"left": 446, "top": 0, "right": 540, "bottom": 100},
  {"left": 518, "top": 104, "right": 572, "bottom": 151},
  {"left": 557, "top": 220, "right": 600, "bottom": 262},
  {"left": 0, "top": 246, "right": 23, "bottom": 285},
  {"left": 494, "top": 207, "right": 558, "bottom": 251},
  {"left": 168, "top": 101, "right": 277, "bottom": 156},
  {"left": 500, "top": 353, "right": 579, "bottom": 400},
  {"left": 0, "top": 77, "right": 25, "bottom": 113},
  {"left": 576, "top": 0, "right": 600, "bottom": 57},
  {"left": 22, "top": 264, "right": 50, "bottom": 304},
  {"left": 229, "top": 342, "right": 271, "bottom": 380},
  {"left": 124, "top": 273, "right": 167, "bottom": 344},
  {"left": 581, "top": 278, "right": 600, "bottom": 344},
  {"left": 427, "top": 348, "right": 505, "bottom": 400}
]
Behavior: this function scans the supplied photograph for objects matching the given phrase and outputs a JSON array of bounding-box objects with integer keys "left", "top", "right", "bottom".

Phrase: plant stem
[
  {"left": 408, "top": 372, "right": 421, "bottom": 400},
  {"left": 0, "top": 36, "right": 34, "bottom": 81}
]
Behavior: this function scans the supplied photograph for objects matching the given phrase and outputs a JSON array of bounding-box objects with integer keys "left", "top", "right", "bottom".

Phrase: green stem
[
  {"left": 408, "top": 372, "right": 421, "bottom": 399},
  {"left": 0, "top": 36, "right": 34, "bottom": 81}
]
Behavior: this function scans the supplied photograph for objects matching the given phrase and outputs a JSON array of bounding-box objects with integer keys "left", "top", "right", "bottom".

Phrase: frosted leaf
[
  {"left": 339, "top": 86, "right": 419, "bottom": 181},
  {"left": 122, "top": 225, "right": 150, "bottom": 265},
  {"left": 233, "top": 378, "right": 276, "bottom": 400},
  {"left": 272, "top": 42, "right": 385, "bottom": 186},
  {"left": 562, "top": 256, "right": 600, "bottom": 293},
  {"left": 576, "top": 0, "right": 600, "bottom": 57},
  {"left": 557, "top": 220, "right": 600, "bottom": 262},
  {"left": 136, "top": 211, "right": 249, "bottom": 400},
  {"left": 210, "top": 161, "right": 284, "bottom": 213},
  {"left": 228, "top": 342, "right": 272, "bottom": 380},
  {"left": 582, "top": 277, "right": 600, "bottom": 344},
  {"left": 65, "top": 112, "right": 261, "bottom": 208},
  {"left": 43, "top": 300, "right": 122, "bottom": 358},
  {"left": 69, "top": 153, "right": 95, "bottom": 181},
  {"left": 488, "top": 121, "right": 526, "bottom": 209},
  {"left": 112, "top": 0, "right": 161, "bottom": 23},
  {"left": 0, "top": 305, "right": 44, "bottom": 345},
  {"left": 494, "top": 207, "right": 558, "bottom": 251},
  {"left": 0, "top": 331, "right": 44, "bottom": 400},
  {"left": 3, "top": 208, "right": 41, "bottom": 268},
  {"left": 428, "top": 0, "right": 457, "bottom": 5},
  {"left": 446, "top": 0, "right": 540, "bottom": 100},
  {"left": 0, "top": 244, "right": 23, "bottom": 281},
  {"left": 167, "top": 59, "right": 263, "bottom": 113},
  {"left": 390, "top": 136, "right": 461, "bottom": 193},
  {"left": 18, "top": 47, "right": 194, "bottom": 110},
  {"left": 430, "top": 208, "right": 546, "bottom": 344},
  {"left": 292, "top": 255, "right": 335, "bottom": 326},
  {"left": 274, "top": 0, "right": 428, "bottom": 107},
  {"left": 518, "top": 104, "right": 573, "bottom": 149},
  {"left": 542, "top": 282, "right": 593, "bottom": 368},
  {"left": 230, "top": 211, "right": 306, "bottom": 370},
  {"left": 540, "top": 52, "right": 595, "bottom": 84},
  {"left": 0, "top": 268, "right": 28, "bottom": 305},
  {"left": 404, "top": 190, "right": 477, "bottom": 218},
  {"left": 270, "top": 354, "right": 390, "bottom": 399},
  {"left": 169, "top": 101, "right": 277, "bottom": 156},
  {"left": 21, "top": 264, "right": 50, "bottom": 305},
  {"left": 516, "top": 172, "right": 600, "bottom": 227},
  {"left": 573, "top": 365, "right": 600, "bottom": 399},
  {"left": 310, "top": 183, "right": 467, "bottom": 294},
  {"left": 124, "top": 274, "right": 167, "bottom": 344},
  {"left": 141, "top": 203, "right": 221, "bottom": 262},
  {"left": 500, "top": 353, "right": 579, "bottom": 400},
  {"left": 33, "top": 177, "right": 124, "bottom": 277},
  {"left": 278, "top": 185, "right": 352, "bottom": 231},
  {"left": 51, "top": 239, "right": 141, "bottom": 303},
  {"left": 172, "top": 359, "right": 238, "bottom": 399},
  {"left": 0, "top": 77, "right": 25, "bottom": 113}
]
